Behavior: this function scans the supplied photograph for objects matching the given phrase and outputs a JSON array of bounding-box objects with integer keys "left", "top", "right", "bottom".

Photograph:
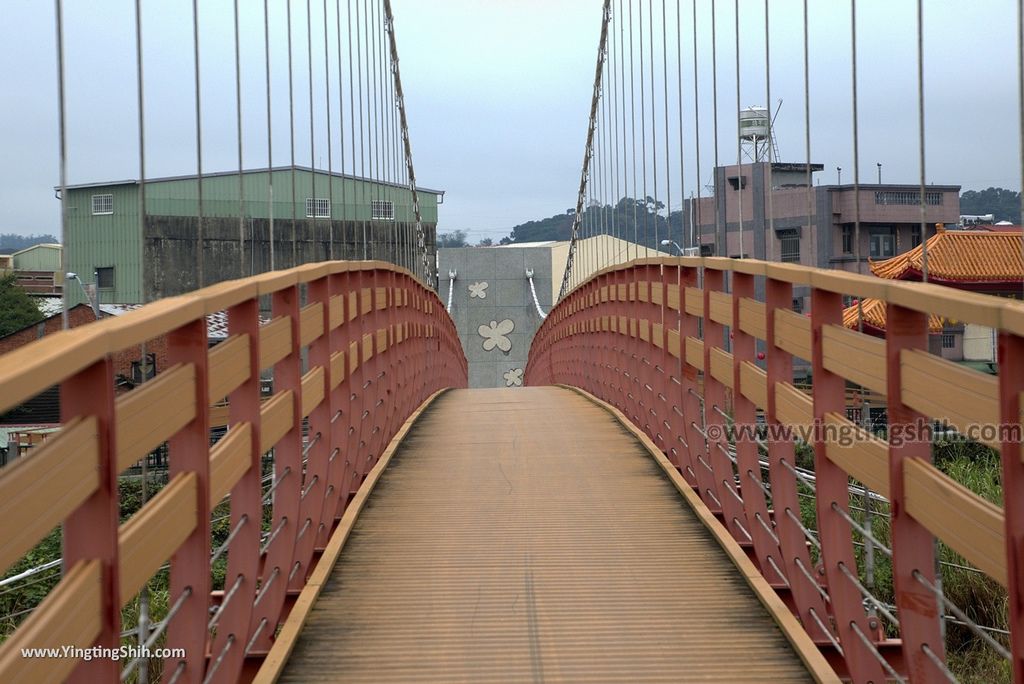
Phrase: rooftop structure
[{"left": 682, "top": 161, "right": 960, "bottom": 271}]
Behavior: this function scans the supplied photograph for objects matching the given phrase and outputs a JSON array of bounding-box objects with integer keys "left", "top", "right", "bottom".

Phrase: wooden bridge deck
[{"left": 267, "top": 387, "right": 833, "bottom": 683}]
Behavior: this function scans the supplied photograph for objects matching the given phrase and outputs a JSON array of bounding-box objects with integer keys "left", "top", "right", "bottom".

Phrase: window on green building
[
  {"left": 305, "top": 198, "right": 331, "bottom": 218},
  {"left": 91, "top": 194, "right": 113, "bottom": 215},
  {"left": 96, "top": 267, "right": 115, "bottom": 289},
  {"left": 371, "top": 199, "right": 395, "bottom": 220}
]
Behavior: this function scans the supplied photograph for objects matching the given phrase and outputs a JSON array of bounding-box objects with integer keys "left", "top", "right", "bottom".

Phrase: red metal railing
[
  {"left": 0, "top": 261, "right": 466, "bottom": 683},
  {"left": 526, "top": 256, "right": 1024, "bottom": 683}
]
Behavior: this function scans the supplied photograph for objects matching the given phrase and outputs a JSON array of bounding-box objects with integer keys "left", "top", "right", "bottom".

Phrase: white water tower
[{"left": 739, "top": 105, "right": 779, "bottom": 163}]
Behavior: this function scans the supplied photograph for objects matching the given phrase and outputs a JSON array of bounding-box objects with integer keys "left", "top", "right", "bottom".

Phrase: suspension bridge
[{"left": 2, "top": 0, "right": 1024, "bottom": 682}]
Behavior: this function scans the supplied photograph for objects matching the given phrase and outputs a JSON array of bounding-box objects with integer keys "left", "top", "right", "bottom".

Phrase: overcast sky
[{"left": 0, "top": 0, "right": 1019, "bottom": 244}]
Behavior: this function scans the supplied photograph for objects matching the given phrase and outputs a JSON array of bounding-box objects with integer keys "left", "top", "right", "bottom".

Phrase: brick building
[{"left": 682, "top": 162, "right": 960, "bottom": 273}]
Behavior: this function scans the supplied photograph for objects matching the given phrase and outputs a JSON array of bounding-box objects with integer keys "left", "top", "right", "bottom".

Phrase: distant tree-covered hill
[
  {"left": 499, "top": 197, "right": 683, "bottom": 250},
  {"left": 0, "top": 233, "right": 59, "bottom": 253},
  {"left": 959, "top": 187, "right": 1020, "bottom": 223}
]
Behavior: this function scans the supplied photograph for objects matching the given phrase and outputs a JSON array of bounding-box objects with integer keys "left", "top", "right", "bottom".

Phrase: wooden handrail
[
  {"left": 527, "top": 256, "right": 1024, "bottom": 682},
  {"left": 0, "top": 260, "right": 467, "bottom": 683}
]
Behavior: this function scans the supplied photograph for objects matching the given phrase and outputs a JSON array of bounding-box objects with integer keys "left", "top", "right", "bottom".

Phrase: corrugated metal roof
[
  {"left": 59, "top": 165, "right": 444, "bottom": 196},
  {"left": 279, "top": 387, "right": 818, "bottom": 683},
  {"left": 100, "top": 304, "right": 269, "bottom": 339},
  {"left": 10, "top": 244, "right": 61, "bottom": 257}
]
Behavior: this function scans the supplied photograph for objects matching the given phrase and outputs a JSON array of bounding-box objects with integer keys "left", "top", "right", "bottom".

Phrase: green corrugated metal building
[
  {"left": 11, "top": 244, "right": 62, "bottom": 271},
  {"left": 63, "top": 167, "right": 442, "bottom": 304}
]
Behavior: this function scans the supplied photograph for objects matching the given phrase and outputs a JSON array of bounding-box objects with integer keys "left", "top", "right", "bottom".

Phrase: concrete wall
[
  {"left": 143, "top": 216, "right": 433, "bottom": 302},
  {"left": 439, "top": 246, "right": 552, "bottom": 389}
]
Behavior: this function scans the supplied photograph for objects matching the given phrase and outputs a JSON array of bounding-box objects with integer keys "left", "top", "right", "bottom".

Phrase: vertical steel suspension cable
[
  {"left": 356, "top": 0, "right": 366, "bottom": 259},
  {"left": 381, "top": 1, "right": 392, "bottom": 263},
  {"left": 600, "top": 64, "right": 608, "bottom": 270},
  {"left": 629, "top": 0, "right": 638, "bottom": 260},
  {"left": 379, "top": 0, "right": 390, "bottom": 262},
  {"left": 638, "top": 0, "right": 649, "bottom": 250},
  {"left": 55, "top": 0, "right": 69, "bottom": 329},
  {"left": 376, "top": 0, "right": 386, "bottom": 260},
  {"left": 848, "top": 0, "right": 872, "bottom": 586},
  {"left": 264, "top": 0, "right": 276, "bottom": 270},
  {"left": 132, "top": 2, "right": 150, "bottom": 668},
  {"left": 764, "top": 0, "right": 774, "bottom": 261},
  {"left": 851, "top": 0, "right": 862, "bottom": 276},
  {"left": 387, "top": 44, "right": 403, "bottom": 269},
  {"left": 348, "top": 0, "right": 359, "bottom": 259},
  {"left": 662, "top": 0, "right": 671, "bottom": 254},
  {"left": 334, "top": 0, "right": 347, "bottom": 263},
  {"left": 367, "top": 0, "right": 377, "bottom": 259},
  {"left": 691, "top": 0, "right": 701, "bottom": 251},
  {"left": 600, "top": 78, "right": 608, "bottom": 267},
  {"left": 711, "top": 0, "right": 721, "bottom": 256},
  {"left": 848, "top": 4, "right": 874, "bottom": 590},
  {"left": 592, "top": 91, "right": 599, "bottom": 273},
  {"left": 583, "top": 154, "right": 590, "bottom": 290},
  {"left": 734, "top": 0, "right": 743, "bottom": 259},
  {"left": 803, "top": 0, "right": 812, "bottom": 268},
  {"left": 592, "top": 84, "right": 599, "bottom": 273},
  {"left": 362, "top": 0, "right": 371, "bottom": 260},
  {"left": 323, "top": 0, "right": 335, "bottom": 260},
  {"left": 288, "top": 0, "right": 298, "bottom": 266},
  {"left": 307, "top": 0, "right": 317, "bottom": 265},
  {"left": 917, "top": 0, "right": 928, "bottom": 283},
  {"left": 192, "top": 0, "right": 205, "bottom": 285},
  {"left": 648, "top": 0, "right": 659, "bottom": 250},
  {"left": 918, "top": 0, "right": 946, "bottom": 640},
  {"left": 1019, "top": 0, "right": 1024, "bottom": 304},
  {"left": 612, "top": 1, "right": 622, "bottom": 255},
  {"left": 369, "top": 0, "right": 380, "bottom": 260},
  {"left": 598, "top": 36, "right": 606, "bottom": 268},
  {"left": 673, "top": 0, "right": 684, "bottom": 253},
  {"left": 381, "top": 0, "right": 394, "bottom": 264},
  {"left": 234, "top": 0, "right": 246, "bottom": 275},
  {"left": 134, "top": 0, "right": 147, "bottom": 297}
]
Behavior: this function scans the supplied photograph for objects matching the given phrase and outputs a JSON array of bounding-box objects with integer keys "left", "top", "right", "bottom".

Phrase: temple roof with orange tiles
[
  {"left": 841, "top": 297, "right": 944, "bottom": 336},
  {"left": 842, "top": 229, "right": 1022, "bottom": 334},
  {"left": 868, "top": 227, "right": 1023, "bottom": 289}
]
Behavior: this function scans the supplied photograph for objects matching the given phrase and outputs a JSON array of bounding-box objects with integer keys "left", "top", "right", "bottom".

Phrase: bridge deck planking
[{"left": 276, "top": 387, "right": 825, "bottom": 682}]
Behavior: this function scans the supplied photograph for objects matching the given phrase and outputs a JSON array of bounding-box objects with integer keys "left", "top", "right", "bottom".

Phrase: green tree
[
  {"left": 959, "top": 187, "right": 1021, "bottom": 223},
  {"left": 477, "top": 237, "right": 494, "bottom": 247},
  {"left": 498, "top": 197, "right": 684, "bottom": 250},
  {"left": 0, "top": 234, "right": 58, "bottom": 253},
  {"left": 437, "top": 230, "right": 469, "bottom": 248},
  {"left": 0, "top": 274, "right": 42, "bottom": 337}
]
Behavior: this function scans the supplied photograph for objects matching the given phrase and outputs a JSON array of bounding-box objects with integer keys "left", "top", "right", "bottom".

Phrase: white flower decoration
[
  {"left": 478, "top": 319, "right": 514, "bottom": 353},
  {"left": 468, "top": 281, "right": 488, "bottom": 299},
  {"left": 503, "top": 368, "right": 524, "bottom": 387}
]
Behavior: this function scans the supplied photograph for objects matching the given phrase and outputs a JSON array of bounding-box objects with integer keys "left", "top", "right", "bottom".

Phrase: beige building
[{"left": 550, "top": 235, "right": 671, "bottom": 301}]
